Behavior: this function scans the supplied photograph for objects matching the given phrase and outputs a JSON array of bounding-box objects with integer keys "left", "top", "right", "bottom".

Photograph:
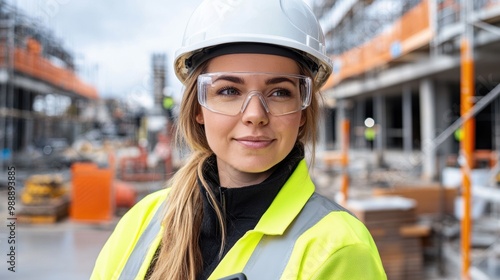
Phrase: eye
[
  {"left": 218, "top": 87, "right": 240, "bottom": 96},
  {"left": 270, "top": 88, "right": 293, "bottom": 98}
]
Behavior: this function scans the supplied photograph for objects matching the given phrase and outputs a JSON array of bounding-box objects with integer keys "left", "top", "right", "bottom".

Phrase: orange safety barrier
[
  {"left": 70, "top": 162, "right": 114, "bottom": 222},
  {"left": 0, "top": 42, "right": 98, "bottom": 99},
  {"left": 324, "top": 0, "right": 432, "bottom": 90}
]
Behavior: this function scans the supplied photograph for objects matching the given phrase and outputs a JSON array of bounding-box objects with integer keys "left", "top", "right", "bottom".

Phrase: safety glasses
[{"left": 197, "top": 72, "right": 312, "bottom": 116}]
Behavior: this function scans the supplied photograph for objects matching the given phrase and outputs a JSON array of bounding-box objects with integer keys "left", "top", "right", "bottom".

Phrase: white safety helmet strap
[{"left": 174, "top": 0, "right": 333, "bottom": 88}]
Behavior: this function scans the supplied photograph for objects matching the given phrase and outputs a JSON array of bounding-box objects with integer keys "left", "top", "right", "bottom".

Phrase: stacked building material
[
  {"left": 373, "top": 184, "right": 458, "bottom": 217},
  {"left": 347, "top": 196, "right": 427, "bottom": 280},
  {"left": 18, "top": 174, "right": 70, "bottom": 223}
]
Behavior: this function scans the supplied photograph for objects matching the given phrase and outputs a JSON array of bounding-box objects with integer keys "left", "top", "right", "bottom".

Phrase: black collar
[{"left": 199, "top": 144, "right": 304, "bottom": 222}]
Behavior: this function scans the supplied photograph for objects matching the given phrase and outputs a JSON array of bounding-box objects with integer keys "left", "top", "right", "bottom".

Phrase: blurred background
[{"left": 0, "top": 0, "right": 499, "bottom": 279}]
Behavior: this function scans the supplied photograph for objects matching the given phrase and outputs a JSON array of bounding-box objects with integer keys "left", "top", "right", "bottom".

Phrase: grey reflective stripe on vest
[
  {"left": 242, "top": 193, "right": 347, "bottom": 280},
  {"left": 119, "top": 201, "right": 165, "bottom": 280}
]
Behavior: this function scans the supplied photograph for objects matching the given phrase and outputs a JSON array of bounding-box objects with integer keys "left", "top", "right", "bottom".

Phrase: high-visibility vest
[{"left": 91, "top": 160, "right": 386, "bottom": 280}]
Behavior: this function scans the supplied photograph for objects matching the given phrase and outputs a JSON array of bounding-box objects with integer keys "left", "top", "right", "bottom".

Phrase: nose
[{"left": 240, "top": 93, "right": 269, "bottom": 125}]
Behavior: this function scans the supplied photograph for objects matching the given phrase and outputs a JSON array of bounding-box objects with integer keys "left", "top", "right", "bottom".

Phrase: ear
[
  {"left": 196, "top": 111, "right": 204, "bottom": 124},
  {"left": 299, "top": 112, "right": 306, "bottom": 127}
]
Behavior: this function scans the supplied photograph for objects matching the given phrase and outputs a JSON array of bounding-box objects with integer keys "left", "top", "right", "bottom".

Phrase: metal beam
[
  {"left": 430, "top": 83, "right": 500, "bottom": 151},
  {"left": 473, "top": 21, "right": 500, "bottom": 37}
]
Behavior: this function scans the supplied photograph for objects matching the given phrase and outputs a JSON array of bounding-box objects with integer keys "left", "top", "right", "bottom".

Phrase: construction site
[
  {"left": 0, "top": 0, "right": 499, "bottom": 279},
  {"left": 311, "top": 0, "right": 500, "bottom": 279}
]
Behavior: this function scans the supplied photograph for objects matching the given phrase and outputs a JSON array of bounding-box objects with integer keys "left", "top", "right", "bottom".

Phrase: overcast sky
[
  {"left": 12, "top": 0, "right": 203, "bottom": 106},
  {"left": 11, "top": 0, "right": 316, "bottom": 107}
]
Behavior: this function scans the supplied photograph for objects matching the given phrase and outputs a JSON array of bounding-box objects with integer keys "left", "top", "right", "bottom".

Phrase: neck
[{"left": 218, "top": 163, "right": 278, "bottom": 188}]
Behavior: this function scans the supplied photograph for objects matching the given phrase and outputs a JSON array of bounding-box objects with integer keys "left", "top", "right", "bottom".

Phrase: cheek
[
  {"left": 201, "top": 112, "right": 235, "bottom": 141},
  {"left": 275, "top": 114, "right": 303, "bottom": 136}
]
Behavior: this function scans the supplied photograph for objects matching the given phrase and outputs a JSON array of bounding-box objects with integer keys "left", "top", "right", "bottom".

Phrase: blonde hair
[{"left": 148, "top": 61, "right": 322, "bottom": 280}]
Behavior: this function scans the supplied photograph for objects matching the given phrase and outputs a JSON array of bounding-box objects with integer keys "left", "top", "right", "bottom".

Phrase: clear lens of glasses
[{"left": 197, "top": 72, "right": 312, "bottom": 116}]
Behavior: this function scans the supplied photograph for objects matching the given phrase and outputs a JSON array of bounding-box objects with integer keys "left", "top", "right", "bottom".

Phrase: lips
[{"left": 235, "top": 136, "right": 275, "bottom": 149}]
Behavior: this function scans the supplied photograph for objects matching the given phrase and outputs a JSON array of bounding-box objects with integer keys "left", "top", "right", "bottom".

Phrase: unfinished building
[
  {"left": 313, "top": 0, "right": 500, "bottom": 175},
  {"left": 0, "top": 1, "right": 98, "bottom": 168},
  {"left": 312, "top": 0, "right": 500, "bottom": 278}
]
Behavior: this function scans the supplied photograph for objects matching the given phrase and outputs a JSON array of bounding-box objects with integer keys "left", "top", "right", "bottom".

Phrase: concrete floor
[
  {"left": 0, "top": 176, "right": 163, "bottom": 280},
  {"left": 0, "top": 217, "right": 116, "bottom": 280}
]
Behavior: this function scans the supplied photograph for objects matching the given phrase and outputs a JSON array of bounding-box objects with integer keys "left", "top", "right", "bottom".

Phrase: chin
[{"left": 235, "top": 160, "right": 278, "bottom": 173}]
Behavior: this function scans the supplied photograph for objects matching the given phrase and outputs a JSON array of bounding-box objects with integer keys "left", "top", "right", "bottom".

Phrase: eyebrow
[
  {"left": 213, "top": 75, "right": 297, "bottom": 86},
  {"left": 265, "top": 77, "right": 296, "bottom": 86},
  {"left": 213, "top": 75, "right": 244, "bottom": 84}
]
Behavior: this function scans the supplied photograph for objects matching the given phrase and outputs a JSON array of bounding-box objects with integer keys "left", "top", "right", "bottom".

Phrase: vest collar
[{"left": 253, "top": 159, "right": 315, "bottom": 235}]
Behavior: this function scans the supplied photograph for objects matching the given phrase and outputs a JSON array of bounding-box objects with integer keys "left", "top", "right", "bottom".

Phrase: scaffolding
[
  {"left": 0, "top": 1, "right": 99, "bottom": 170},
  {"left": 312, "top": 0, "right": 500, "bottom": 278},
  {"left": 0, "top": 0, "right": 15, "bottom": 168}
]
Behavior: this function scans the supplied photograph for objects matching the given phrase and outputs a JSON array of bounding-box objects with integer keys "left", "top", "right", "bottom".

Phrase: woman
[{"left": 91, "top": 0, "right": 386, "bottom": 279}]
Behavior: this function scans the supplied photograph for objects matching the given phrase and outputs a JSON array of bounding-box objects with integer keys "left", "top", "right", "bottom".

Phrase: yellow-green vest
[{"left": 91, "top": 160, "right": 387, "bottom": 279}]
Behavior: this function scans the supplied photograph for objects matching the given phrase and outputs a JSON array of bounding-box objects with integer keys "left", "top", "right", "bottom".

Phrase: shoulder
[
  {"left": 307, "top": 192, "right": 351, "bottom": 213},
  {"left": 301, "top": 192, "right": 375, "bottom": 249},
  {"left": 119, "top": 188, "right": 171, "bottom": 229},
  {"left": 102, "top": 188, "right": 171, "bottom": 249},
  {"left": 132, "top": 188, "right": 171, "bottom": 214},
  {"left": 91, "top": 188, "right": 171, "bottom": 279},
  {"left": 289, "top": 193, "right": 386, "bottom": 279}
]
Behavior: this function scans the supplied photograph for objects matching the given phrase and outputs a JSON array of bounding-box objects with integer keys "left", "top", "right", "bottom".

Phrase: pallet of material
[
  {"left": 17, "top": 215, "right": 64, "bottom": 224},
  {"left": 347, "top": 196, "right": 417, "bottom": 234},
  {"left": 373, "top": 184, "right": 458, "bottom": 216},
  {"left": 346, "top": 196, "right": 427, "bottom": 280},
  {"left": 373, "top": 236, "right": 424, "bottom": 280},
  {"left": 18, "top": 196, "right": 70, "bottom": 224}
]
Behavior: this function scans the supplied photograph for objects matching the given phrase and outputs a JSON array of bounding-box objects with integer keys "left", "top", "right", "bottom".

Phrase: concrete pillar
[
  {"left": 355, "top": 100, "right": 365, "bottom": 149},
  {"left": 24, "top": 119, "right": 33, "bottom": 150},
  {"left": 434, "top": 83, "right": 454, "bottom": 156},
  {"left": 419, "top": 78, "right": 437, "bottom": 180},
  {"left": 325, "top": 108, "right": 335, "bottom": 150},
  {"left": 403, "top": 86, "right": 413, "bottom": 155},
  {"left": 22, "top": 91, "right": 32, "bottom": 151},
  {"left": 335, "top": 99, "right": 346, "bottom": 150},
  {"left": 374, "top": 94, "right": 386, "bottom": 166},
  {"left": 317, "top": 107, "right": 328, "bottom": 151}
]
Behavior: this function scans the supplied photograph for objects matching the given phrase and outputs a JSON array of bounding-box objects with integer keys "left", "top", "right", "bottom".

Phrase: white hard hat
[{"left": 174, "top": 0, "right": 333, "bottom": 88}]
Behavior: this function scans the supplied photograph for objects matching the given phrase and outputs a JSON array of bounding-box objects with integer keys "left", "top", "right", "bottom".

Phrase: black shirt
[
  {"left": 198, "top": 145, "right": 303, "bottom": 279},
  {"left": 145, "top": 145, "right": 304, "bottom": 279}
]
